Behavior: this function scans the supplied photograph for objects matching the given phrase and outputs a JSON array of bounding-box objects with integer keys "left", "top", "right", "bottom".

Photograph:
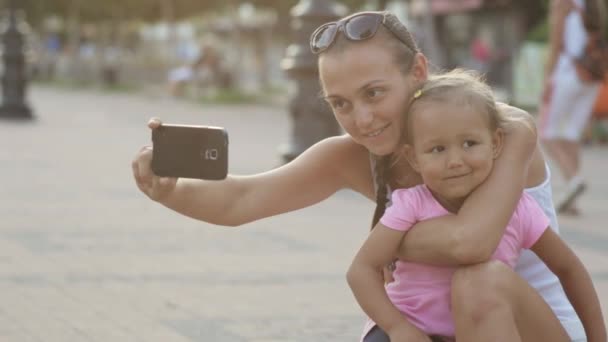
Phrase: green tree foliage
[{"left": 524, "top": 0, "right": 549, "bottom": 42}]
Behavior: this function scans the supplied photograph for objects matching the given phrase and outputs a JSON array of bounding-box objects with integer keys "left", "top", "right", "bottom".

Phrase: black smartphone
[{"left": 151, "top": 124, "right": 228, "bottom": 180}]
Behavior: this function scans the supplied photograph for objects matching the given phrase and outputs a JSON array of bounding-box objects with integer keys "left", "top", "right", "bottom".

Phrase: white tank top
[{"left": 372, "top": 158, "right": 586, "bottom": 339}]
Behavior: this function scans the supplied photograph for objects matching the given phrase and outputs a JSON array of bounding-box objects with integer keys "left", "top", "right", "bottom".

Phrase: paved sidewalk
[{"left": 0, "top": 86, "right": 606, "bottom": 341}]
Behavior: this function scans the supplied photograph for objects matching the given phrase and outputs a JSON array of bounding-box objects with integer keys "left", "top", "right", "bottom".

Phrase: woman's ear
[
  {"left": 492, "top": 128, "right": 504, "bottom": 159},
  {"left": 403, "top": 145, "right": 420, "bottom": 173},
  {"left": 411, "top": 53, "right": 428, "bottom": 83}
]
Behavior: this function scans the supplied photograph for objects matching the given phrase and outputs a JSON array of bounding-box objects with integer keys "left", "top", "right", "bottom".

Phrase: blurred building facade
[{"left": 25, "top": 0, "right": 548, "bottom": 104}]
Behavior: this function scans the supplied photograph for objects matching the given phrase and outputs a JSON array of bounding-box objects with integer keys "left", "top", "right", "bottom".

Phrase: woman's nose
[{"left": 353, "top": 105, "right": 374, "bottom": 129}]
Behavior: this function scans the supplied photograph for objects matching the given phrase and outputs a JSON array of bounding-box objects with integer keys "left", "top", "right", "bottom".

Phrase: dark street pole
[
  {"left": 279, "top": 0, "right": 347, "bottom": 163},
  {"left": 0, "top": 0, "right": 33, "bottom": 120}
]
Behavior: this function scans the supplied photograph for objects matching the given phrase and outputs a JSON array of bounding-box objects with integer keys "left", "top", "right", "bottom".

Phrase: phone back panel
[{"left": 151, "top": 124, "right": 228, "bottom": 180}]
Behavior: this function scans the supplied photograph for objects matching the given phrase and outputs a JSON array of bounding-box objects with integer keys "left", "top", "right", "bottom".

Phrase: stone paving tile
[{"left": 0, "top": 86, "right": 606, "bottom": 341}]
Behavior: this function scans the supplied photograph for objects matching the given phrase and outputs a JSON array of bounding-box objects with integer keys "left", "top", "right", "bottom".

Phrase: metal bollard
[
  {"left": 0, "top": 0, "right": 33, "bottom": 120},
  {"left": 279, "top": 0, "right": 347, "bottom": 163}
]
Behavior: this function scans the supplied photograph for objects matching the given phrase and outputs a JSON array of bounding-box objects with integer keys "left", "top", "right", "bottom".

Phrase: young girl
[{"left": 347, "top": 69, "right": 605, "bottom": 342}]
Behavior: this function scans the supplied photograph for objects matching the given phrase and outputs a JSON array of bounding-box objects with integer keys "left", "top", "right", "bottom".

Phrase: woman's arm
[
  {"left": 396, "top": 106, "right": 538, "bottom": 265},
  {"left": 133, "top": 124, "right": 373, "bottom": 226},
  {"left": 531, "top": 229, "right": 607, "bottom": 342},
  {"left": 347, "top": 224, "right": 429, "bottom": 340}
]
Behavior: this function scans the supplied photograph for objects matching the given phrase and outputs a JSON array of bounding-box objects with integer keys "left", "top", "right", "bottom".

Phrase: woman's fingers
[
  {"left": 134, "top": 118, "right": 178, "bottom": 201},
  {"left": 137, "top": 146, "right": 154, "bottom": 181},
  {"left": 159, "top": 177, "right": 177, "bottom": 188},
  {"left": 132, "top": 145, "right": 156, "bottom": 196},
  {"left": 148, "top": 117, "right": 162, "bottom": 129},
  {"left": 151, "top": 175, "right": 162, "bottom": 199},
  {"left": 132, "top": 158, "right": 144, "bottom": 189}
]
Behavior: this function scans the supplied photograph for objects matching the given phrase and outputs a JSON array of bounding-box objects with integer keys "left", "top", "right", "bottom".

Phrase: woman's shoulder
[
  {"left": 312, "top": 135, "right": 375, "bottom": 198},
  {"left": 313, "top": 134, "right": 368, "bottom": 162},
  {"left": 318, "top": 133, "right": 361, "bottom": 148},
  {"left": 496, "top": 102, "right": 548, "bottom": 187},
  {"left": 526, "top": 145, "right": 548, "bottom": 188}
]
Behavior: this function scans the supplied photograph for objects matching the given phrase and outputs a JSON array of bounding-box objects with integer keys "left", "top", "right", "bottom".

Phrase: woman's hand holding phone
[{"left": 132, "top": 118, "right": 178, "bottom": 202}]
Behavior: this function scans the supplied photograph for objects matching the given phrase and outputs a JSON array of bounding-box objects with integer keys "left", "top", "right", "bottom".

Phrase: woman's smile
[{"left": 362, "top": 123, "right": 391, "bottom": 138}]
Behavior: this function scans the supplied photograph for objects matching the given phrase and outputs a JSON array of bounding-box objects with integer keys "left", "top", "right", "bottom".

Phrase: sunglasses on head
[{"left": 309, "top": 12, "right": 413, "bottom": 54}]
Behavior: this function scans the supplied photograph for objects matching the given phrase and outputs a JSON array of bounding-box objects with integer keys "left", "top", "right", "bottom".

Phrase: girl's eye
[
  {"left": 430, "top": 146, "right": 444, "bottom": 153},
  {"left": 463, "top": 140, "right": 477, "bottom": 148}
]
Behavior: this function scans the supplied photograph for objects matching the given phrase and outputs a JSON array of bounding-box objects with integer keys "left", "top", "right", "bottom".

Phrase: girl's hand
[
  {"left": 383, "top": 260, "right": 396, "bottom": 284},
  {"left": 132, "top": 118, "right": 178, "bottom": 202},
  {"left": 388, "top": 324, "right": 432, "bottom": 342}
]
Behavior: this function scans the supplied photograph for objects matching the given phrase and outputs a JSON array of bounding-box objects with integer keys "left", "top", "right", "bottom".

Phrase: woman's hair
[
  {"left": 313, "top": 11, "right": 421, "bottom": 229},
  {"left": 321, "top": 11, "right": 420, "bottom": 75},
  {"left": 405, "top": 69, "right": 505, "bottom": 145},
  {"left": 370, "top": 153, "right": 390, "bottom": 229}
]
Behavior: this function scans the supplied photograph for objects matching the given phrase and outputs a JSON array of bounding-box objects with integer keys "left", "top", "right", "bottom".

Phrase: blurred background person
[
  {"left": 168, "top": 39, "right": 232, "bottom": 97},
  {"left": 540, "top": 0, "right": 607, "bottom": 216}
]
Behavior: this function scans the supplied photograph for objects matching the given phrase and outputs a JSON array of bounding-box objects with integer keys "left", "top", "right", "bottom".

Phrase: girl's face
[
  {"left": 319, "top": 40, "right": 427, "bottom": 156},
  {"left": 405, "top": 101, "right": 503, "bottom": 211}
]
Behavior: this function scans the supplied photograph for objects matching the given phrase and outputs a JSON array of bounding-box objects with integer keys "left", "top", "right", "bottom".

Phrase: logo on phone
[{"left": 204, "top": 148, "right": 219, "bottom": 160}]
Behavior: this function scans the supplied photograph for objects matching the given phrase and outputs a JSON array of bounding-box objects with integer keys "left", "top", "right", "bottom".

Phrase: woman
[{"left": 133, "top": 11, "right": 588, "bottom": 341}]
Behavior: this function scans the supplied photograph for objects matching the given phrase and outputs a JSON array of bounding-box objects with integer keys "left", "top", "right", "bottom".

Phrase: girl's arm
[
  {"left": 396, "top": 106, "right": 538, "bottom": 265},
  {"left": 531, "top": 229, "right": 607, "bottom": 342},
  {"left": 347, "top": 224, "right": 428, "bottom": 340}
]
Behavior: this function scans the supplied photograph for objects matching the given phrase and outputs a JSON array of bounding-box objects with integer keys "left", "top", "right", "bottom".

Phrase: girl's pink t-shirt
[{"left": 362, "top": 184, "right": 549, "bottom": 338}]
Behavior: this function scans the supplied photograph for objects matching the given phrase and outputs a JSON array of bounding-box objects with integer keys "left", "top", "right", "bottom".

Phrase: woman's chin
[
  {"left": 366, "top": 142, "right": 396, "bottom": 156},
  {"left": 363, "top": 131, "right": 399, "bottom": 156}
]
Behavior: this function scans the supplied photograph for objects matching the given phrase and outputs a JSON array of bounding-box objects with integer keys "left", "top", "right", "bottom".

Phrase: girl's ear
[
  {"left": 492, "top": 128, "right": 504, "bottom": 159},
  {"left": 403, "top": 145, "right": 420, "bottom": 173}
]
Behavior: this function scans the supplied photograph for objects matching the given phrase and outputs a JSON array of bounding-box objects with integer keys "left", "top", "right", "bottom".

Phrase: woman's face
[{"left": 319, "top": 40, "right": 426, "bottom": 156}]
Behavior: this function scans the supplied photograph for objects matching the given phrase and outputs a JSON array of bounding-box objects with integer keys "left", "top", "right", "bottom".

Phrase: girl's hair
[
  {"left": 371, "top": 69, "right": 523, "bottom": 229},
  {"left": 405, "top": 69, "right": 505, "bottom": 145}
]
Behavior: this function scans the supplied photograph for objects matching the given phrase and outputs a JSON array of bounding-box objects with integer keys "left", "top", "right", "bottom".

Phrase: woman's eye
[
  {"left": 366, "top": 88, "right": 384, "bottom": 99},
  {"left": 330, "top": 99, "right": 346, "bottom": 110}
]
